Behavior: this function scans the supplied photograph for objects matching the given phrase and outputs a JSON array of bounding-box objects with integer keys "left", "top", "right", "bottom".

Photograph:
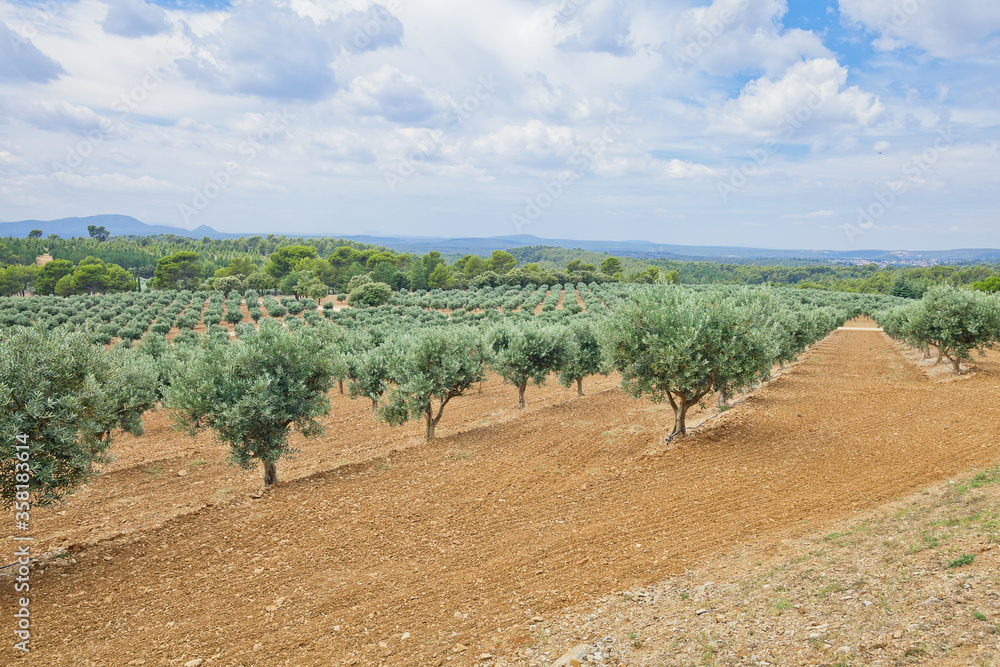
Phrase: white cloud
[
  {"left": 101, "top": 0, "right": 170, "bottom": 38},
  {"left": 50, "top": 171, "right": 173, "bottom": 191},
  {"left": 712, "top": 58, "right": 886, "bottom": 138},
  {"left": 589, "top": 153, "right": 720, "bottom": 179},
  {"left": 516, "top": 72, "right": 614, "bottom": 121},
  {"left": 177, "top": 1, "right": 402, "bottom": 101},
  {"left": 661, "top": 157, "right": 720, "bottom": 179},
  {"left": 9, "top": 99, "right": 109, "bottom": 134},
  {"left": 0, "top": 20, "right": 64, "bottom": 83},
  {"left": 839, "top": 0, "right": 1000, "bottom": 58},
  {"left": 552, "top": 0, "right": 634, "bottom": 56},
  {"left": 342, "top": 65, "right": 452, "bottom": 124},
  {"left": 783, "top": 209, "right": 835, "bottom": 219},
  {"left": 311, "top": 128, "right": 375, "bottom": 163},
  {"left": 0, "top": 150, "right": 26, "bottom": 166},
  {"left": 471, "top": 120, "right": 576, "bottom": 166},
  {"left": 175, "top": 117, "right": 215, "bottom": 132},
  {"left": 665, "top": 0, "right": 829, "bottom": 76}
]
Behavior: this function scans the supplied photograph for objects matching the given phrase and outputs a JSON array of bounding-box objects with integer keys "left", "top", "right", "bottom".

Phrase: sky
[{"left": 0, "top": 0, "right": 998, "bottom": 250}]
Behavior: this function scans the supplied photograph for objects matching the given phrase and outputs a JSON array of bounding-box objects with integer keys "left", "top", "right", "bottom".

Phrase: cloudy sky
[{"left": 0, "top": 0, "right": 998, "bottom": 249}]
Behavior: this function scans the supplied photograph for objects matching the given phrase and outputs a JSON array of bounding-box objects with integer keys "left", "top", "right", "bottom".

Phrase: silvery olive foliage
[
  {"left": 378, "top": 326, "right": 487, "bottom": 439},
  {"left": 601, "top": 285, "right": 784, "bottom": 437},
  {"left": 168, "top": 319, "right": 334, "bottom": 487},
  {"left": 486, "top": 322, "right": 576, "bottom": 409},
  {"left": 1, "top": 326, "right": 157, "bottom": 506},
  {"left": 877, "top": 285, "right": 1000, "bottom": 374}
]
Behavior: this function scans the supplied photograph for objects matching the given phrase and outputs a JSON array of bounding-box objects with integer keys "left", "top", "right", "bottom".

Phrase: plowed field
[{"left": 3, "top": 322, "right": 1000, "bottom": 666}]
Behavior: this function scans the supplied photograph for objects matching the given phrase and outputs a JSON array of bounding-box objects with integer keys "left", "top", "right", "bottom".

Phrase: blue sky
[{"left": 0, "top": 0, "right": 998, "bottom": 250}]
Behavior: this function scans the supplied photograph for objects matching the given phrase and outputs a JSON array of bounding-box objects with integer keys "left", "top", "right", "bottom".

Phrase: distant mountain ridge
[
  {"left": 3, "top": 214, "right": 999, "bottom": 264},
  {"left": 0, "top": 214, "right": 241, "bottom": 240}
]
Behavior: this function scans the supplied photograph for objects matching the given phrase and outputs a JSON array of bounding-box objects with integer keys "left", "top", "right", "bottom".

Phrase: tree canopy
[
  {"left": 601, "top": 284, "right": 781, "bottom": 437},
  {"left": 168, "top": 319, "right": 335, "bottom": 486},
  {"left": 379, "top": 327, "right": 487, "bottom": 438},
  {"left": 1, "top": 326, "right": 156, "bottom": 507}
]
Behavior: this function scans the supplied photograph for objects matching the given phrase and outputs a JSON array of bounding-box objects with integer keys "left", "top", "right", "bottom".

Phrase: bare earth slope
[{"left": 3, "top": 323, "right": 1000, "bottom": 666}]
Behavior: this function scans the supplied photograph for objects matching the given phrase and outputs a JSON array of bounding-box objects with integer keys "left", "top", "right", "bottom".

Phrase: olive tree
[
  {"left": 379, "top": 327, "right": 486, "bottom": 438},
  {"left": 346, "top": 345, "right": 392, "bottom": 413},
  {"left": 903, "top": 286, "right": 1000, "bottom": 374},
  {"left": 1, "top": 326, "right": 158, "bottom": 507},
  {"left": 347, "top": 281, "right": 393, "bottom": 307},
  {"left": 92, "top": 344, "right": 160, "bottom": 445},
  {"left": 557, "top": 319, "right": 606, "bottom": 396},
  {"left": 601, "top": 285, "right": 780, "bottom": 437},
  {"left": 313, "top": 322, "right": 353, "bottom": 394},
  {"left": 487, "top": 322, "right": 575, "bottom": 409},
  {"left": 168, "top": 319, "right": 334, "bottom": 487}
]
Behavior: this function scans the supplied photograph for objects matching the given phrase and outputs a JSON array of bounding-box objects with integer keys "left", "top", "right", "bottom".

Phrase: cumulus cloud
[
  {"left": 839, "top": 0, "right": 1000, "bottom": 58},
  {"left": 311, "top": 128, "right": 375, "bottom": 163},
  {"left": 0, "top": 150, "right": 27, "bottom": 169},
  {"left": 517, "top": 72, "right": 613, "bottom": 121},
  {"left": 102, "top": 0, "right": 171, "bottom": 38},
  {"left": 471, "top": 119, "right": 577, "bottom": 166},
  {"left": 660, "top": 157, "right": 720, "bottom": 179},
  {"left": 665, "top": 0, "right": 829, "bottom": 76},
  {"left": 0, "top": 21, "right": 64, "bottom": 83},
  {"left": 712, "top": 58, "right": 885, "bottom": 138},
  {"left": 343, "top": 65, "right": 452, "bottom": 124},
  {"left": 8, "top": 99, "right": 109, "bottom": 134},
  {"left": 590, "top": 153, "right": 720, "bottom": 179},
  {"left": 552, "top": 0, "right": 634, "bottom": 56},
  {"left": 178, "top": 1, "right": 402, "bottom": 101},
  {"left": 329, "top": 4, "right": 404, "bottom": 54}
]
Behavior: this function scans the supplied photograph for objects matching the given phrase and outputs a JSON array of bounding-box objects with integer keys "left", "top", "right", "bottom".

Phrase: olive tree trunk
[
  {"left": 517, "top": 383, "right": 527, "bottom": 410},
  {"left": 424, "top": 397, "right": 452, "bottom": 439},
  {"left": 263, "top": 460, "right": 278, "bottom": 487},
  {"left": 576, "top": 377, "right": 584, "bottom": 396},
  {"left": 666, "top": 390, "right": 708, "bottom": 438},
  {"left": 671, "top": 399, "right": 687, "bottom": 437}
]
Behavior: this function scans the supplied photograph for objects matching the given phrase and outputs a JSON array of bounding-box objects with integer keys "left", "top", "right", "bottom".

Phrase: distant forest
[{"left": 1, "top": 232, "right": 999, "bottom": 298}]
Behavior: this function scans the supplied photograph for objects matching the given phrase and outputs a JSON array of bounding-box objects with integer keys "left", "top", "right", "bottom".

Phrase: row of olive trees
[
  {"left": 876, "top": 285, "right": 1000, "bottom": 374},
  {"left": 2, "top": 284, "right": 852, "bottom": 505},
  {"left": 336, "top": 285, "right": 847, "bottom": 439},
  {"left": 332, "top": 319, "right": 606, "bottom": 417},
  {"left": 2, "top": 313, "right": 605, "bottom": 503}
]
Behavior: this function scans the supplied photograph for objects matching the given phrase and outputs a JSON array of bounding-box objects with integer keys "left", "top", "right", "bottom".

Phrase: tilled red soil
[{"left": 3, "top": 322, "right": 1000, "bottom": 666}]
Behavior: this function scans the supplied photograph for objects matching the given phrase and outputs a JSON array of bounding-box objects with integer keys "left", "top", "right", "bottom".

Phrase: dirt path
[{"left": 3, "top": 326, "right": 999, "bottom": 666}]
